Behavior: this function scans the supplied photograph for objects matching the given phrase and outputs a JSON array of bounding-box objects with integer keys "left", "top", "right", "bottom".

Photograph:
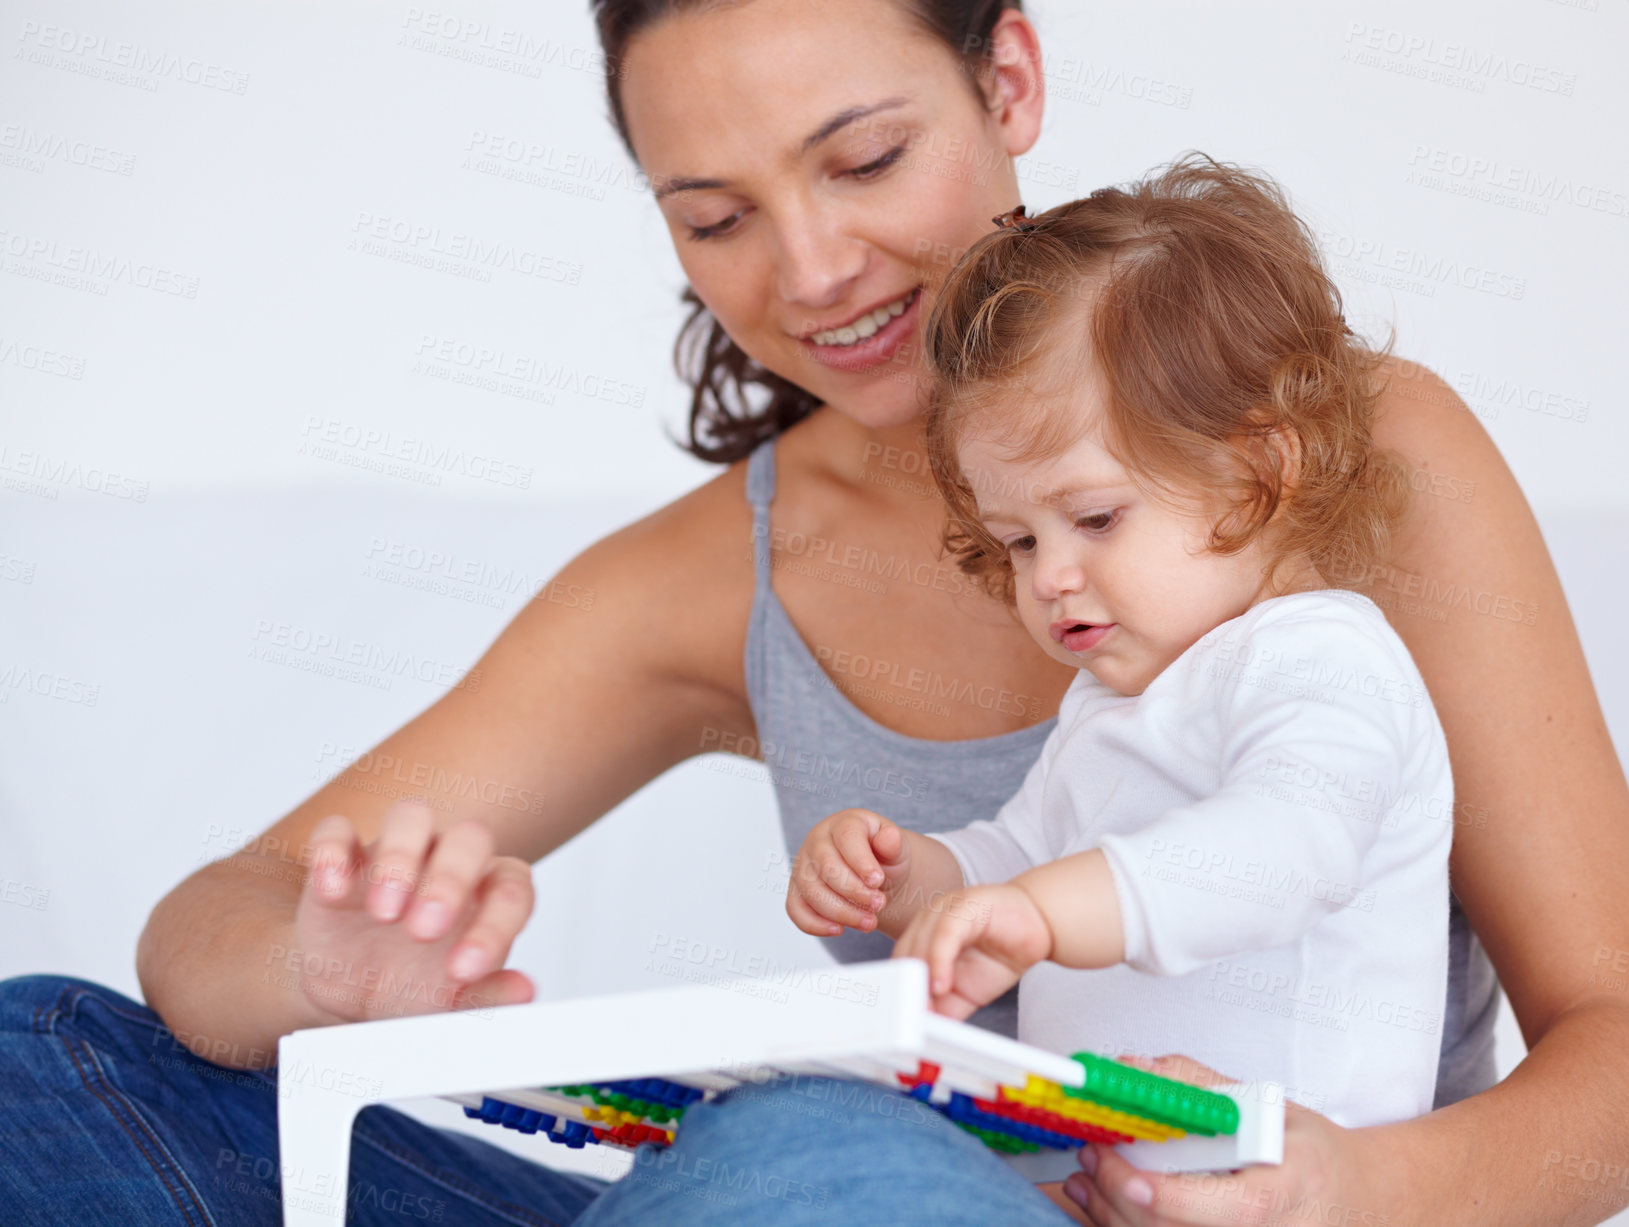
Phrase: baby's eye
[
  {"left": 1003, "top": 535, "right": 1036, "bottom": 556},
  {"left": 1075, "top": 510, "right": 1118, "bottom": 534}
]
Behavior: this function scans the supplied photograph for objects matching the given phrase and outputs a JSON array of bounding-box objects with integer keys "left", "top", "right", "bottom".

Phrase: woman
[{"left": 3, "top": 1, "right": 1625, "bottom": 1224}]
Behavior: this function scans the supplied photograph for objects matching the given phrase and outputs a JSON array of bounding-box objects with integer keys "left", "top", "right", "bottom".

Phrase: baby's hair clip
[{"left": 991, "top": 205, "right": 1037, "bottom": 232}]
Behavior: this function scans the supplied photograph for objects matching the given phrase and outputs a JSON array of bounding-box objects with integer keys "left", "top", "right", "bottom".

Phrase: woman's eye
[
  {"left": 686, "top": 210, "right": 746, "bottom": 242},
  {"left": 685, "top": 147, "right": 904, "bottom": 241},
  {"left": 846, "top": 146, "right": 905, "bottom": 180}
]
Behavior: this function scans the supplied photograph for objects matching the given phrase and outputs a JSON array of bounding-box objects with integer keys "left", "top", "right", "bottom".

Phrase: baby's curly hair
[{"left": 924, "top": 152, "right": 1412, "bottom": 606}]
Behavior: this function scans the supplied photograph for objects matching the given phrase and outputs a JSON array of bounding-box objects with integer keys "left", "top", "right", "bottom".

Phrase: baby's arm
[
  {"left": 1010, "top": 849, "right": 1126, "bottom": 969},
  {"left": 786, "top": 808, "right": 967, "bottom": 939},
  {"left": 1098, "top": 606, "right": 1444, "bottom": 977},
  {"left": 790, "top": 674, "right": 1097, "bottom": 963},
  {"left": 789, "top": 703, "right": 1072, "bottom": 941},
  {"left": 899, "top": 602, "right": 1442, "bottom": 1015},
  {"left": 892, "top": 850, "right": 1126, "bottom": 1018}
]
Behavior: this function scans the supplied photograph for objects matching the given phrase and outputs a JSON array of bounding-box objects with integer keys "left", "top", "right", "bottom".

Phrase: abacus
[{"left": 276, "top": 959, "right": 1282, "bottom": 1227}]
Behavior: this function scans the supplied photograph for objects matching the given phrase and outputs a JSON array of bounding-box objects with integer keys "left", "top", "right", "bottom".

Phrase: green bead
[{"left": 1063, "top": 1053, "right": 1240, "bottom": 1136}]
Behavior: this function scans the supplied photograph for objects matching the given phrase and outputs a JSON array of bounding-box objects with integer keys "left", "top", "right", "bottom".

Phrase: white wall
[
  {"left": 1, "top": 1, "right": 1623, "bottom": 509},
  {"left": 3, "top": 0, "right": 1626, "bottom": 1212}
]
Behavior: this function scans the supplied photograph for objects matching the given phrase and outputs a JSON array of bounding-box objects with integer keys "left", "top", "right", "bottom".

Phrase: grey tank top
[{"left": 741, "top": 435, "right": 1502, "bottom": 1107}]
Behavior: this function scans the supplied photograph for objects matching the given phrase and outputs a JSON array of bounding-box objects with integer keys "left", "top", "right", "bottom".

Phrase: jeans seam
[
  {"left": 350, "top": 1124, "right": 573, "bottom": 1227},
  {"left": 37, "top": 984, "right": 225, "bottom": 1226},
  {"left": 59, "top": 1033, "right": 219, "bottom": 1227}
]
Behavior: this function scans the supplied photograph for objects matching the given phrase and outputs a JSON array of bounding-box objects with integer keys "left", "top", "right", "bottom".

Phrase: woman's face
[{"left": 620, "top": 0, "right": 1045, "bottom": 429}]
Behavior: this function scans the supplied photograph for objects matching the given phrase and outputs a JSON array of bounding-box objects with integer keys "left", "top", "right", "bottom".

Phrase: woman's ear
[
  {"left": 1263, "top": 425, "right": 1303, "bottom": 496},
  {"left": 978, "top": 9, "right": 1046, "bottom": 161}
]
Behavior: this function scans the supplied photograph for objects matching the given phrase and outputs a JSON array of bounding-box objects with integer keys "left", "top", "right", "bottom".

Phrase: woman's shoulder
[
  {"left": 510, "top": 450, "right": 760, "bottom": 705},
  {"left": 1369, "top": 354, "right": 1495, "bottom": 474},
  {"left": 584, "top": 447, "right": 756, "bottom": 570}
]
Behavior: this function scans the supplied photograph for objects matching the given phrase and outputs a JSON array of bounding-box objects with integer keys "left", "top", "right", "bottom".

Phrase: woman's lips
[
  {"left": 800, "top": 288, "right": 921, "bottom": 374},
  {"left": 1056, "top": 623, "right": 1115, "bottom": 653}
]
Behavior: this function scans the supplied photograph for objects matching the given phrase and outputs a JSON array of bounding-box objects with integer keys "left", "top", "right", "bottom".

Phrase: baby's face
[{"left": 959, "top": 409, "right": 1282, "bottom": 697}]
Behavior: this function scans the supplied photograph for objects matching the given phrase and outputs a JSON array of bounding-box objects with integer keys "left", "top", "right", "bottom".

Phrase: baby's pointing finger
[{"left": 925, "top": 918, "right": 972, "bottom": 998}]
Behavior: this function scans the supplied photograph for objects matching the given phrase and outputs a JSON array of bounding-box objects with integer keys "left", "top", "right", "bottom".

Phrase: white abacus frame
[{"left": 276, "top": 959, "right": 1283, "bottom": 1227}]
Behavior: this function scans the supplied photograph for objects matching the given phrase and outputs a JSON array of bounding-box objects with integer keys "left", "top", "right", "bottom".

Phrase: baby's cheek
[{"left": 1014, "top": 596, "right": 1051, "bottom": 653}]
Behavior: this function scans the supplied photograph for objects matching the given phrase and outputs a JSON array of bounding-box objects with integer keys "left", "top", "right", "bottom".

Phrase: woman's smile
[{"left": 799, "top": 285, "right": 922, "bottom": 373}]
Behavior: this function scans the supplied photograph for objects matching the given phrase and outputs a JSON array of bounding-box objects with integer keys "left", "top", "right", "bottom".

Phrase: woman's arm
[
  {"left": 1071, "top": 359, "right": 1629, "bottom": 1225},
  {"left": 136, "top": 465, "right": 762, "bottom": 1063},
  {"left": 1358, "top": 358, "right": 1629, "bottom": 1225}
]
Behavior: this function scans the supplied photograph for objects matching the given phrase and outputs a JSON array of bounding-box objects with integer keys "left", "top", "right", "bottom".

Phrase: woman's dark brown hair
[
  {"left": 590, "top": 0, "right": 1023, "bottom": 463},
  {"left": 924, "top": 152, "right": 1411, "bottom": 605}
]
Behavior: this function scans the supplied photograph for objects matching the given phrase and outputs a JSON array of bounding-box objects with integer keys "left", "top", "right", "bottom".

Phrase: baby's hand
[
  {"left": 892, "top": 884, "right": 1052, "bottom": 1020},
  {"left": 786, "top": 808, "right": 910, "bottom": 937}
]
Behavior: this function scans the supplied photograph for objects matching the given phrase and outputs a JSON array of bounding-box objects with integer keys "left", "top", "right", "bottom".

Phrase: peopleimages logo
[
  {"left": 413, "top": 334, "right": 645, "bottom": 406},
  {"left": 1341, "top": 22, "right": 1578, "bottom": 95},
  {"left": 15, "top": 20, "right": 252, "bottom": 93},
  {"left": 699, "top": 728, "right": 928, "bottom": 801},
  {"left": 0, "top": 227, "right": 201, "bottom": 297},
  {"left": 1208, "top": 963, "right": 1442, "bottom": 1035},
  {"left": 348, "top": 212, "right": 582, "bottom": 285},
  {"left": 298, "top": 416, "right": 534, "bottom": 489},
  {"left": 248, "top": 619, "right": 481, "bottom": 692},
  {"left": 0, "top": 124, "right": 135, "bottom": 175},
  {"left": 646, "top": 934, "right": 882, "bottom": 1007}
]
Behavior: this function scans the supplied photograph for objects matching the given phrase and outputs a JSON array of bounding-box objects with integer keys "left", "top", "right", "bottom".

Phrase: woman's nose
[{"left": 773, "top": 204, "right": 867, "bottom": 310}]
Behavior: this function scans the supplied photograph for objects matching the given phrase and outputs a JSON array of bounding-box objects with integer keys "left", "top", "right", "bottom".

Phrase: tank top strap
[{"left": 744, "top": 436, "right": 777, "bottom": 588}]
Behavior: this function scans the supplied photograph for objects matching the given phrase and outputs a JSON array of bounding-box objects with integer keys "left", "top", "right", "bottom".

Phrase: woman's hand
[
  {"left": 786, "top": 808, "right": 912, "bottom": 936},
  {"left": 1063, "top": 1055, "right": 1358, "bottom": 1226},
  {"left": 891, "top": 883, "right": 1051, "bottom": 1020},
  {"left": 288, "top": 800, "right": 537, "bottom": 1023}
]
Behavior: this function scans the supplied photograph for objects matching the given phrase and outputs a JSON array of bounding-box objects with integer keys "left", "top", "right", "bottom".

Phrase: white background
[{"left": 2, "top": 0, "right": 1625, "bottom": 1211}]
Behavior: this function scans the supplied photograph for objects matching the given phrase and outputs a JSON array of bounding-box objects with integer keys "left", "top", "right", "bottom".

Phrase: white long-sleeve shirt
[{"left": 930, "top": 590, "right": 1453, "bottom": 1127}]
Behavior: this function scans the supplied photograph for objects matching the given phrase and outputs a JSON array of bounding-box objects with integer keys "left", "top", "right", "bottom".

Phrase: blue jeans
[{"left": 0, "top": 975, "right": 1073, "bottom": 1225}]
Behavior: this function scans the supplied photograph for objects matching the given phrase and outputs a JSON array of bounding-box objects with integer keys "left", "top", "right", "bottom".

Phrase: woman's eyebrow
[
  {"left": 651, "top": 96, "right": 910, "bottom": 201},
  {"left": 798, "top": 96, "right": 909, "bottom": 155}
]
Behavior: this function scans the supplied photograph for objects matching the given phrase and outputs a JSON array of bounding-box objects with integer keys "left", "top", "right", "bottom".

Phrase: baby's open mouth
[{"left": 1052, "top": 622, "right": 1116, "bottom": 652}]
